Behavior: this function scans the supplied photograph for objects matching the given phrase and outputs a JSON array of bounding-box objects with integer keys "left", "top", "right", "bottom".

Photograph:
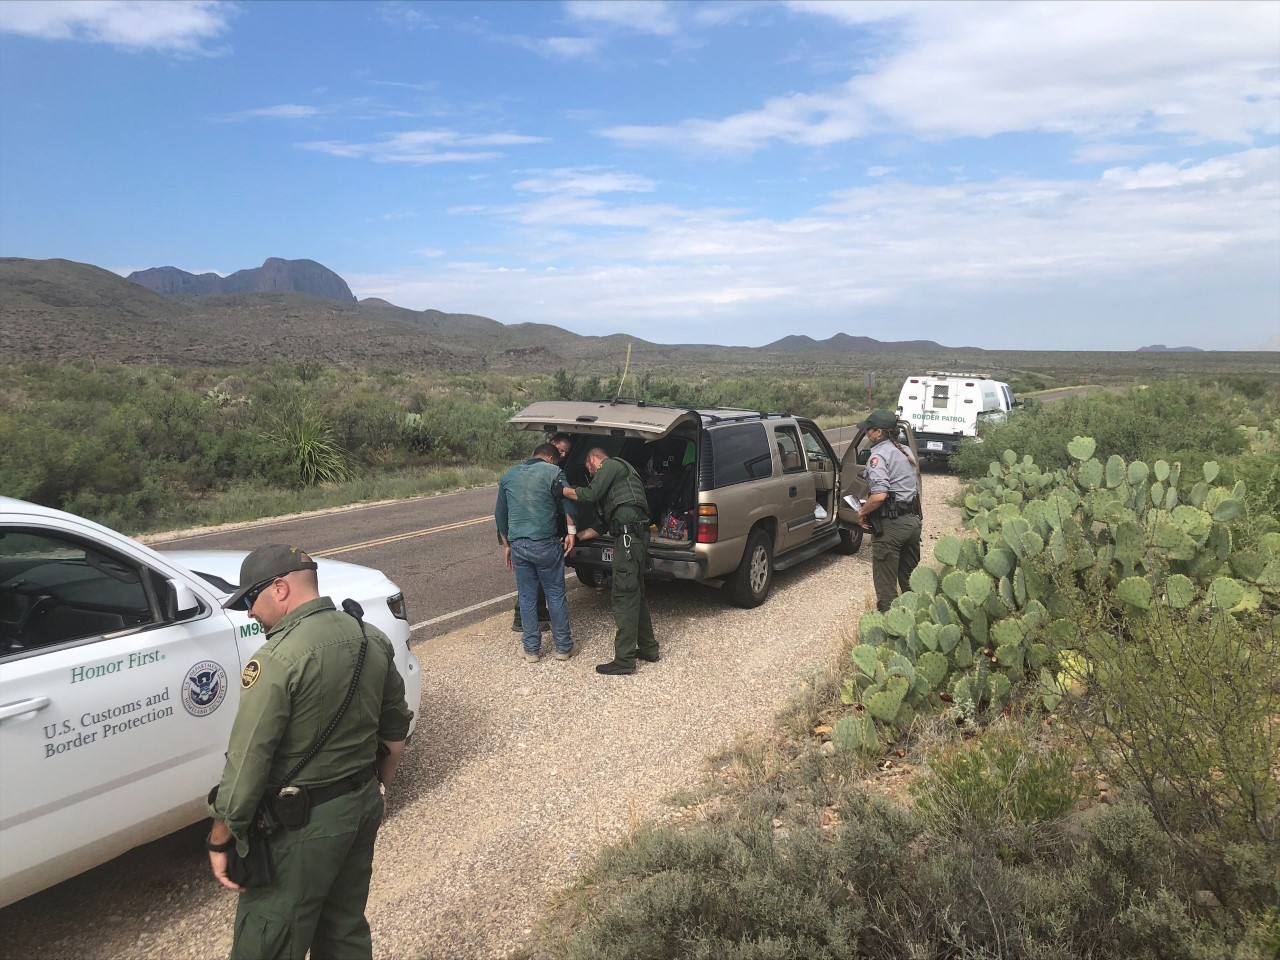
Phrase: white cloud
[
  {"left": 536, "top": 35, "right": 601, "bottom": 59},
  {"left": 349, "top": 146, "right": 1278, "bottom": 349},
  {"left": 604, "top": 1, "right": 1280, "bottom": 152},
  {"left": 513, "top": 168, "right": 656, "bottom": 195},
  {"left": 224, "top": 104, "right": 321, "bottom": 121},
  {"left": 564, "top": 0, "right": 678, "bottom": 37},
  {"left": 1071, "top": 143, "right": 1156, "bottom": 165},
  {"left": 298, "top": 129, "right": 547, "bottom": 165},
  {"left": 866, "top": 165, "right": 891, "bottom": 177},
  {"left": 0, "top": 0, "right": 233, "bottom": 54}
]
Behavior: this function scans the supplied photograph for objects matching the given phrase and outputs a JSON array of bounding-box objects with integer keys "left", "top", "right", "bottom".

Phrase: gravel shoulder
[{"left": 0, "top": 475, "right": 963, "bottom": 960}]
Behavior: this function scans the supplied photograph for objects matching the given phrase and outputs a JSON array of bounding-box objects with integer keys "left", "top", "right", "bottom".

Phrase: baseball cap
[
  {"left": 857, "top": 409, "right": 899, "bottom": 431},
  {"left": 223, "top": 544, "right": 318, "bottom": 610}
]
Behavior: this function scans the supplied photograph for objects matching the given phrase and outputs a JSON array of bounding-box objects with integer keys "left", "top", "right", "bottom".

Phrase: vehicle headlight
[{"left": 387, "top": 592, "right": 408, "bottom": 621}]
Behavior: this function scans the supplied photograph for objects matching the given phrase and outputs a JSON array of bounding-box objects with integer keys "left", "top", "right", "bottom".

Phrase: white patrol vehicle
[
  {"left": 896, "top": 372, "right": 1018, "bottom": 464},
  {"left": 0, "top": 497, "right": 421, "bottom": 907}
]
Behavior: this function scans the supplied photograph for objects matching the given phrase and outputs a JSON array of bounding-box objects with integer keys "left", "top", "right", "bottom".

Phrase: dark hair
[
  {"left": 550, "top": 432, "right": 572, "bottom": 445},
  {"left": 533, "top": 442, "right": 560, "bottom": 460}
]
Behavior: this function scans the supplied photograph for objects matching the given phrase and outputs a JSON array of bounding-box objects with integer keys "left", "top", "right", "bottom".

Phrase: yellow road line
[{"left": 313, "top": 515, "right": 490, "bottom": 557}]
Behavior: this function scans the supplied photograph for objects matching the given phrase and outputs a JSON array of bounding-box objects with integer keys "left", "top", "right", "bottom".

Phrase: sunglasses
[{"left": 242, "top": 577, "right": 278, "bottom": 610}]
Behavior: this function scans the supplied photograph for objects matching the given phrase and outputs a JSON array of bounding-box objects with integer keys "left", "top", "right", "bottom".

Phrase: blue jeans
[{"left": 509, "top": 537, "right": 572, "bottom": 654}]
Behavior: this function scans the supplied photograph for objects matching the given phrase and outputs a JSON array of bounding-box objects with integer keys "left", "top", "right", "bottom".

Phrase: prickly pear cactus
[{"left": 847, "top": 435, "right": 1274, "bottom": 740}]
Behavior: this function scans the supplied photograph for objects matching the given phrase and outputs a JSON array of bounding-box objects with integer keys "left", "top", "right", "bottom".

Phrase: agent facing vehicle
[
  {"left": 564, "top": 449, "right": 659, "bottom": 675},
  {"left": 854, "top": 410, "right": 922, "bottom": 612},
  {"left": 207, "top": 544, "right": 411, "bottom": 960},
  {"left": 496, "top": 442, "right": 577, "bottom": 662}
]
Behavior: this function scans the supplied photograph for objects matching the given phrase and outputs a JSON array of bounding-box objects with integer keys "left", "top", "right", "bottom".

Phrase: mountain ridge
[{"left": 128, "top": 257, "right": 356, "bottom": 303}]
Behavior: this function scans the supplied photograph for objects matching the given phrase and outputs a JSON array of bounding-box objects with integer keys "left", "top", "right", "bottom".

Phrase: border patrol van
[{"left": 896, "top": 372, "right": 1018, "bottom": 464}]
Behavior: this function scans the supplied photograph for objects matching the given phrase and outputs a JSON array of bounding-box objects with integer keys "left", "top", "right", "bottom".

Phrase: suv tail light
[{"left": 696, "top": 504, "right": 719, "bottom": 544}]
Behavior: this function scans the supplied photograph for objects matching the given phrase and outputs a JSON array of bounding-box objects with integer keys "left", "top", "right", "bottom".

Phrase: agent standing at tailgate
[
  {"left": 855, "top": 410, "right": 922, "bottom": 612},
  {"left": 563, "top": 448, "right": 659, "bottom": 676},
  {"left": 206, "top": 544, "right": 411, "bottom": 960}
]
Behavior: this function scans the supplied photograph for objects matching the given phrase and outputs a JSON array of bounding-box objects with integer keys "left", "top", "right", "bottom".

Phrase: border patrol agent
[
  {"left": 564, "top": 448, "right": 660, "bottom": 676},
  {"left": 206, "top": 544, "right": 412, "bottom": 960},
  {"left": 855, "top": 410, "right": 922, "bottom": 612}
]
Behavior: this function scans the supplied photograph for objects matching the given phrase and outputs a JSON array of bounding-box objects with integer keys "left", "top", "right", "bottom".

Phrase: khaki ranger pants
[
  {"left": 231, "top": 777, "right": 383, "bottom": 960},
  {"left": 610, "top": 527, "right": 658, "bottom": 666},
  {"left": 871, "top": 513, "right": 922, "bottom": 613}
]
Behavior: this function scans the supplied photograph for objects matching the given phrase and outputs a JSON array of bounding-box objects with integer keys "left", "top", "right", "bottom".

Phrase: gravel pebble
[{"left": 0, "top": 475, "right": 962, "bottom": 959}]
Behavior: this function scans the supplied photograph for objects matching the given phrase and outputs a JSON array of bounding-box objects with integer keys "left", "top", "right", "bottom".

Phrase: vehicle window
[
  {"left": 800, "top": 424, "right": 828, "bottom": 460},
  {"left": 931, "top": 385, "right": 950, "bottom": 409},
  {"left": 774, "top": 426, "right": 805, "bottom": 474},
  {"left": 709, "top": 423, "right": 772, "bottom": 488},
  {"left": 0, "top": 529, "right": 160, "bottom": 656},
  {"left": 1002, "top": 385, "right": 1015, "bottom": 408}
]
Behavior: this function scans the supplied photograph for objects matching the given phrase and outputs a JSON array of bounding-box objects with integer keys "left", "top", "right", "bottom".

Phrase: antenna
[{"left": 611, "top": 342, "right": 633, "bottom": 404}]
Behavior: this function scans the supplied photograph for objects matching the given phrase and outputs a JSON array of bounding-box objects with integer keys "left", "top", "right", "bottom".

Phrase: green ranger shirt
[
  {"left": 572, "top": 456, "right": 649, "bottom": 526},
  {"left": 208, "top": 597, "right": 413, "bottom": 849}
]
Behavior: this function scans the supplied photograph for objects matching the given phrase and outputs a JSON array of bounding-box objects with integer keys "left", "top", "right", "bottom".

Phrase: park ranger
[
  {"left": 855, "top": 410, "right": 922, "bottom": 612},
  {"left": 564, "top": 448, "right": 660, "bottom": 676},
  {"left": 206, "top": 544, "right": 411, "bottom": 960}
]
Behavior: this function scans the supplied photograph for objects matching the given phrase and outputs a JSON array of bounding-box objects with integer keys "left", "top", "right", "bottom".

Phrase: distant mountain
[
  {"left": 128, "top": 257, "right": 356, "bottom": 303},
  {"left": 1136, "top": 344, "right": 1205, "bottom": 352},
  {"left": 764, "top": 332, "right": 964, "bottom": 351}
]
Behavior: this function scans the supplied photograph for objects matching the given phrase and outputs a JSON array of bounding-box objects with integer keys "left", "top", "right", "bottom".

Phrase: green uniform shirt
[
  {"left": 572, "top": 456, "right": 649, "bottom": 526},
  {"left": 209, "top": 597, "right": 412, "bottom": 847}
]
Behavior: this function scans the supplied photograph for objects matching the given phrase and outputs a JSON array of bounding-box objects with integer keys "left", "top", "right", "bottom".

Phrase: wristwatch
[{"left": 206, "top": 832, "right": 236, "bottom": 853}]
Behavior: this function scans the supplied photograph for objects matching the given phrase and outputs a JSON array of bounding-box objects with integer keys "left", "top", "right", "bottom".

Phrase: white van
[{"left": 896, "top": 372, "right": 1018, "bottom": 463}]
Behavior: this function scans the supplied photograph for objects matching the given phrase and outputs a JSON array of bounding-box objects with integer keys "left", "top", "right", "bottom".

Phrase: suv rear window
[{"left": 709, "top": 423, "right": 772, "bottom": 488}]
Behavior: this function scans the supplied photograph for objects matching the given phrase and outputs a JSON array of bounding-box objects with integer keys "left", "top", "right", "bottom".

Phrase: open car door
[{"left": 837, "top": 418, "right": 922, "bottom": 530}]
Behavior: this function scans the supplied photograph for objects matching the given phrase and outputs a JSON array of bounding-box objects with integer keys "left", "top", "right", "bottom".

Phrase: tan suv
[{"left": 509, "top": 400, "right": 920, "bottom": 607}]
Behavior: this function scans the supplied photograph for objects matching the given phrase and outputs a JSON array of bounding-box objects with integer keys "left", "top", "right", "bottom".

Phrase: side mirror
[{"left": 165, "top": 579, "right": 202, "bottom": 621}]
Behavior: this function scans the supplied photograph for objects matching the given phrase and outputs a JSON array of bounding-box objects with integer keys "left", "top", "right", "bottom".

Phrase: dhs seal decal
[{"left": 183, "top": 660, "right": 228, "bottom": 717}]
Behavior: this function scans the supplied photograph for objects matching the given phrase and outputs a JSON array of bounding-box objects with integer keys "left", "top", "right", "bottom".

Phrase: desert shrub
[
  {"left": 558, "top": 823, "right": 864, "bottom": 960},
  {"left": 951, "top": 380, "right": 1250, "bottom": 479},
  {"left": 1053, "top": 606, "right": 1279, "bottom": 911},
  {"left": 911, "top": 732, "right": 1083, "bottom": 833},
  {"left": 262, "top": 403, "right": 354, "bottom": 486}
]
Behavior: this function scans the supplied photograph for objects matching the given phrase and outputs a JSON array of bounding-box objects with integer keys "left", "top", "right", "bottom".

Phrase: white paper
[{"left": 842, "top": 495, "right": 864, "bottom": 510}]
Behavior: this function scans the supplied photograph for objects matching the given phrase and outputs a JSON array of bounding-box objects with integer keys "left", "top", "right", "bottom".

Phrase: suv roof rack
[
  {"left": 697, "top": 407, "right": 789, "bottom": 425},
  {"left": 925, "top": 371, "right": 993, "bottom": 380}
]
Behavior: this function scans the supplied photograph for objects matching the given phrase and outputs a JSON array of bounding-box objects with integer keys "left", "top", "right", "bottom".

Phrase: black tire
[
  {"left": 574, "top": 565, "right": 609, "bottom": 589},
  {"left": 837, "top": 526, "right": 864, "bottom": 555},
  {"left": 729, "top": 528, "right": 773, "bottom": 608}
]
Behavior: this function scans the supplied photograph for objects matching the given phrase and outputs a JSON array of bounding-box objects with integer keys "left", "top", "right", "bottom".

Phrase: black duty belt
[{"left": 306, "top": 763, "right": 378, "bottom": 808}]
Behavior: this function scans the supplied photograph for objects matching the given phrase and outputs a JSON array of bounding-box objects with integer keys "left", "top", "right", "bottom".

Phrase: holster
[
  {"left": 270, "top": 785, "right": 311, "bottom": 830},
  {"left": 208, "top": 785, "right": 278, "bottom": 888},
  {"left": 867, "top": 511, "right": 884, "bottom": 537}
]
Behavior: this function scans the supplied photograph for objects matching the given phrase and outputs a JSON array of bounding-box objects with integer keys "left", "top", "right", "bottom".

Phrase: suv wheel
[
  {"left": 575, "top": 566, "right": 609, "bottom": 589},
  {"left": 837, "top": 527, "right": 863, "bottom": 555},
  {"left": 729, "top": 528, "right": 773, "bottom": 608}
]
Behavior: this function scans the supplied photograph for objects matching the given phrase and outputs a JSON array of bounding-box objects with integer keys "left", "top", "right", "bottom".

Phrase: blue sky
[{"left": 1, "top": 0, "right": 1277, "bottom": 351}]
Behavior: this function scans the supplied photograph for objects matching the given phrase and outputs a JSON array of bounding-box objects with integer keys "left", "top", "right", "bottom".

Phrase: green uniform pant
[
  {"left": 610, "top": 529, "right": 657, "bottom": 666},
  {"left": 871, "top": 513, "right": 922, "bottom": 613},
  {"left": 231, "top": 777, "right": 383, "bottom": 960}
]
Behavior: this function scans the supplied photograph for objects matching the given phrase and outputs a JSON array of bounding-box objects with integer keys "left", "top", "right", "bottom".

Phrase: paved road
[{"left": 152, "top": 425, "right": 863, "bottom": 644}]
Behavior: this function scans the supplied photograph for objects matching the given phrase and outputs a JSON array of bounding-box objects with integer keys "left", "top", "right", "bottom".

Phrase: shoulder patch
[
  {"left": 868, "top": 456, "right": 880, "bottom": 467},
  {"left": 241, "top": 660, "right": 262, "bottom": 689}
]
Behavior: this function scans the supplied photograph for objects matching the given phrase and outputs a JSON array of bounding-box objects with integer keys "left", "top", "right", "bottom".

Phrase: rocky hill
[
  {"left": 128, "top": 257, "right": 356, "bottom": 303},
  {"left": 765, "top": 332, "right": 968, "bottom": 351}
]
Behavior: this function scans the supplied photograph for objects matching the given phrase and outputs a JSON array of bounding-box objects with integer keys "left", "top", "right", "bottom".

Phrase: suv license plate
[
  {"left": 927, "top": 441, "right": 944, "bottom": 451},
  {"left": 601, "top": 547, "right": 613, "bottom": 563}
]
